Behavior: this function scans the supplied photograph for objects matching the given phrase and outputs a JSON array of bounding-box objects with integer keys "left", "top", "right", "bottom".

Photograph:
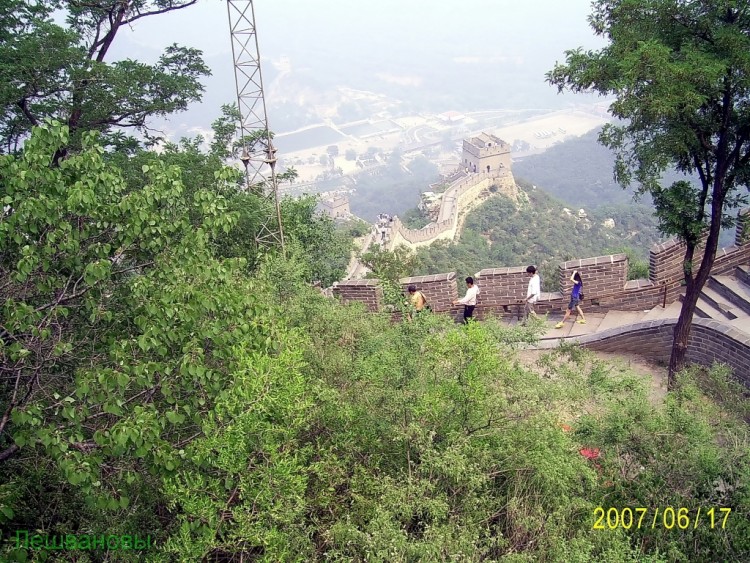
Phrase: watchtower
[{"left": 462, "top": 133, "right": 511, "bottom": 174}]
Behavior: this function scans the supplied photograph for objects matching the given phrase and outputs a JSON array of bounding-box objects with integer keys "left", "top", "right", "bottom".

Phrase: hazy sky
[{"left": 110, "top": 0, "right": 606, "bottom": 136}]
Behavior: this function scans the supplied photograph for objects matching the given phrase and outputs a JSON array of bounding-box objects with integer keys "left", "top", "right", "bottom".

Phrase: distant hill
[
  {"left": 512, "top": 128, "right": 642, "bottom": 207},
  {"left": 412, "top": 178, "right": 664, "bottom": 291},
  {"left": 512, "top": 128, "right": 736, "bottom": 247}
]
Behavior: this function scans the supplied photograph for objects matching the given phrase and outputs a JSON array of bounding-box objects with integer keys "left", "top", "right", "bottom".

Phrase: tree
[
  {"left": 0, "top": 0, "right": 209, "bottom": 156},
  {"left": 361, "top": 245, "right": 418, "bottom": 284},
  {"left": 279, "top": 196, "right": 352, "bottom": 286},
  {"left": 361, "top": 245, "right": 418, "bottom": 308},
  {"left": 0, "top": 121, "right": 237, "bottom": 465},
  {"left": 547, "top": 0, "right": 750, "bottom": 386}
]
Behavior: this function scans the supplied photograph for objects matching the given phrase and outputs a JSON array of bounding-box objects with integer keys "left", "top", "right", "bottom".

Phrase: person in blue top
[{"left": 555, "top": 270, "right": 586, "bottom": 328}]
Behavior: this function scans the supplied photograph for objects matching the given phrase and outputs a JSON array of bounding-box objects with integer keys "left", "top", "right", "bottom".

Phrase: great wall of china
[
  {"left": 335, "top": 132, "right": 750, "bottom": 385},
  {"left": 386, "top": 132, "right": 518, "bottom": 250},
  {"left": 335, "top": 209, "right": 750, "bottom": 387},
  {"left": 386, "top": 169, "right": 518, "bottom": 249}
]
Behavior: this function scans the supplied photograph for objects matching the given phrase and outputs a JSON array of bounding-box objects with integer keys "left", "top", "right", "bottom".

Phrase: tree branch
[
  {"left": 0, "top": 444, "right": 19, "bottom": 463},
  {"left": 17, "top": 98, "right": 40, "bottom": 127},
  {"left": 121, "top": 0, "right": 198, "bottom": 25},
  {"left": 0, "top": 370, "right": 24, "bottom": 437}
]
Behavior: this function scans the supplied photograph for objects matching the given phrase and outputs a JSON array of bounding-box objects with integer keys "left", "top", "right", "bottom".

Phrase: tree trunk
[
  {"left": 668, "top": 279, "right": 699, "bottom": 386},
  {"left": 667, "top": 193, "right": 726, "bottom": 387}
]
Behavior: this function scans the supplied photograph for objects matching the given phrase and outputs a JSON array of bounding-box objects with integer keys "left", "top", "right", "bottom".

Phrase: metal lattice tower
[{"left": 226, "top": 0, "right": 285, "bottom": 251}]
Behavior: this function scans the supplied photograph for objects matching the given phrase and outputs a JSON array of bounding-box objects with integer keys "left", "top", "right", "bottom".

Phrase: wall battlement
[{"left": 389, "top": 169, "right": 517, "bottom": 249}]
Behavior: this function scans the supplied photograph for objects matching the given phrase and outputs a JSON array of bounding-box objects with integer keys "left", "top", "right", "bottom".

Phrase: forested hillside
[
  {"left": 513, "top": 129, "right": 633, "bottom": 207},
  {"left": 513, "top": 131, "right": 735, "bottom": 249},
  {"left": 413, "top": 179, "right": 663, "bottom": 289}
]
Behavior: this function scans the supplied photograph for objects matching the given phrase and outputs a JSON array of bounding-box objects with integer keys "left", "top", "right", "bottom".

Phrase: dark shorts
[{"left": 567, "top": 297, "right": 580, "bottom": 310}]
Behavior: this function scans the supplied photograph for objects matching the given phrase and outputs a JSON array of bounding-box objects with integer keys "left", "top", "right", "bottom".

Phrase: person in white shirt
[
  {"left": 524, "top": 265, "right": 540, "bottom": 321},
  {"left": 452, "top": 276, "right": 479, "bottom": 324}
]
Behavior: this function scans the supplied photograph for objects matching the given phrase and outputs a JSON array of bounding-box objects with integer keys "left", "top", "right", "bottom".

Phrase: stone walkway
[
  {"left": 507, "top": 301, "right": 686, "bottom": 343},
  {"left": 514, "top": 265, "right": 750, "bottom": 345}
]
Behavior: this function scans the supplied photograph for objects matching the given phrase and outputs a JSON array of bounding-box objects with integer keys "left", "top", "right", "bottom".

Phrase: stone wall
[
  {"left": 389, "top": 216, "right": 456, "bottom": 249},
  {"left": 399, "top": 272, "right": 458, "bottom": 312},
  {"left": 569, "top": 318, "right": 750, "bottom": 387},
  {"left": 332, "top": 279, "right": 382, "bottom": 312},
  {"left": 388, "top": 170, "right": 517, "bottom": 250},
  {"left": 559, "top": 254, "right": 629, "bottom": 299},
  {"left": 475, "top": 266, "right": 528, "bottom": 304}
]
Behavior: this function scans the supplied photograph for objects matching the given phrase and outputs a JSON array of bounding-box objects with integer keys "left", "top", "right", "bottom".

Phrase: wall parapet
[
  {"left": 332, "top": 279, "right": 383, "bottom": 312},
  {"left": 533, "top": 317, "right": 749, "bottom": 387},
  {"left": 399, "top": 272, "right": 457, "bottom": 312}
]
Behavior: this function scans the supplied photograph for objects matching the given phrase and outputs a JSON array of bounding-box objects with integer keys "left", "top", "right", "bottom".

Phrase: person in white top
[
  {"left": 452, "top": 276, "right": 479, "bottom": 324},
  {"left": 524, "top": 265, "right": 540, "bottom": 321}
]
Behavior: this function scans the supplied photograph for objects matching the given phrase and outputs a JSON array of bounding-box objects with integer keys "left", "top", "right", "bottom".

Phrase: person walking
[
  {"left": 523, "top": 265, "right": 540, "bottom": 321},
  {"left": 555, "top": 270, "right": 586, "bottom": 328},
  {"left": 453, "top": 276, "right": 479, "bottom": 324}
]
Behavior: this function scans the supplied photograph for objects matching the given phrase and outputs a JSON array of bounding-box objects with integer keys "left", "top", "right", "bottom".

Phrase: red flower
[{"left": 579, "top": 447, "right": 600, "bottom": 460}]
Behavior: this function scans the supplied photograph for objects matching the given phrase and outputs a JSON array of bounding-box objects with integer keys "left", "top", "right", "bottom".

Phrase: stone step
[
  {"left": 736, "top": 265, "right": 750, "bottom": 285},
  {"left": 729, "top": 315, "right": 750, "bottom": 334},
  {"left": 694, "top": 296, "right": 726, "bottom": 320},
  {"left": 596, "top": 310, "right": 648, "bottom": 332},
  {"left": 697, "top": 285, "right": 736, "bottom": 319},
  {"left": 708, "top": 275, "right": 750, "bottom": 316}
]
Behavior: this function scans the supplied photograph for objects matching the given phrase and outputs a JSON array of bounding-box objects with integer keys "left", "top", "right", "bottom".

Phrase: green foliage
[
  {"left": 105, "top": 108, "right": 352, "bottom": 286},
  {"left": 361, "top": 245, "right": 418, "bottom": 307},
  {"left": 401, "top": 206, "right": 431, "bottom": 229},
  {"left": 339, "top": 217, "right": 371, "bottom": 238},
  {"left": 279, "top": 196, "right": 352, "bottom": 286},
  {"left": 361, "top": 245, "right": 418, "bottom": 283},
  {"left": 0, "top": 0, "right": 209, "bottom": 153},
  {"left": 0, "top": 122, "right": 235, "bottom": 444}
]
